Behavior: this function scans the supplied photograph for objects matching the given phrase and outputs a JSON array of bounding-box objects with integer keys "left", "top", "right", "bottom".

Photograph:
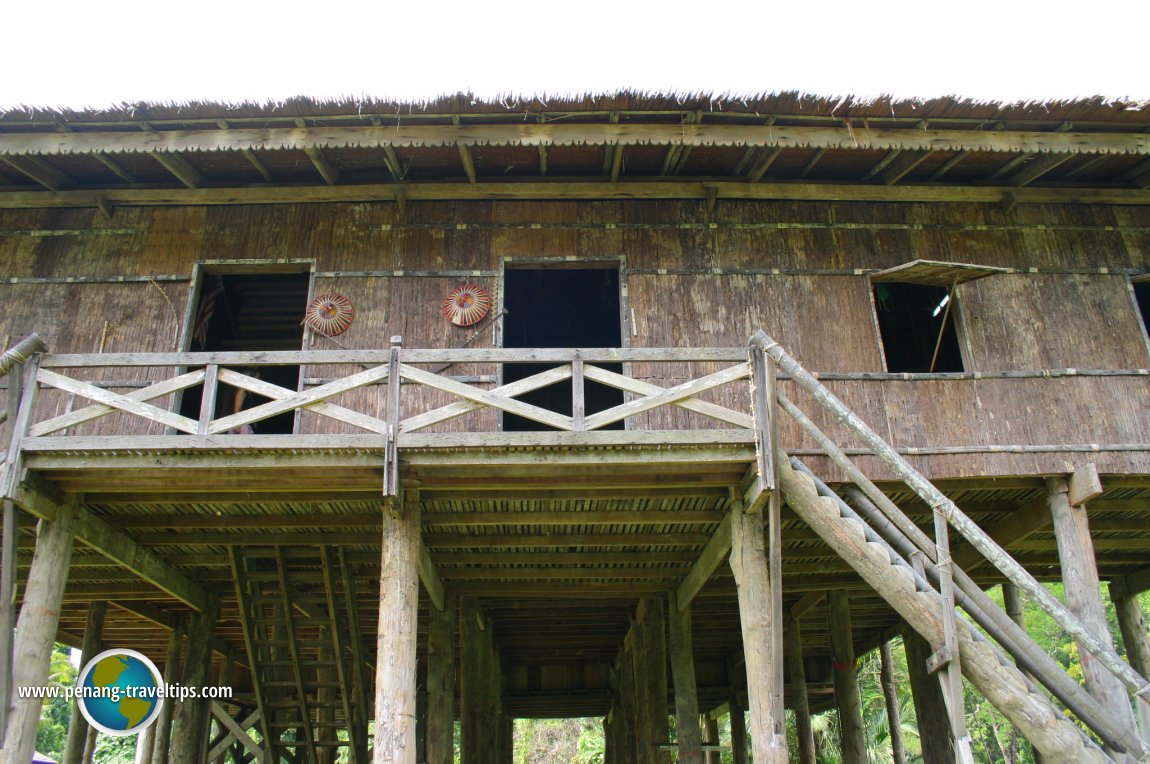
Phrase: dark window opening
[
  {"left": 181, "top": 272, "right": 310, "bottom": 434},
  {"left": 1136, "top": 281, "right": 1150, "bottom": 339},
  {"left": 873, "top": 282, "right": 964, "bottom": 373},
  {"left": 502, "top": 267, "right": 625, "bottom": 431}
]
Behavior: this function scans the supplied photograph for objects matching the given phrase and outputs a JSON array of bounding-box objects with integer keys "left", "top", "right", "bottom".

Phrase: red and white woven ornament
[
  {"left": 303, "top": 293, "right": 355, "bottom": 336},
  {"left": 442, "top": 284, "right": 491, "bottom": 327}
]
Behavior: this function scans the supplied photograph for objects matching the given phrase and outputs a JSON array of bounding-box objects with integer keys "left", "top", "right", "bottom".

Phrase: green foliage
[
  {"left": 513, "top": 718, "right": 603, "bottom": 764},
  {"left": 35, "top": 644, "right": 77, "bottom": 761}
]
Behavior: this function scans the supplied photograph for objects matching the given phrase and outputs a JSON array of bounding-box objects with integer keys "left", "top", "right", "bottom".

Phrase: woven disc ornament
[
  {"left": 442, "top": 284, "right": 491, "bottom": 327},
  {"left": 303, "top": 293, "right": 355, "bottom": 336}
]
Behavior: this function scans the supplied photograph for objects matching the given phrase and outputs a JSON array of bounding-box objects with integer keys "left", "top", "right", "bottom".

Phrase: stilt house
[{"left": 1, "top": 92, "right": 1149, "bottom": 764}]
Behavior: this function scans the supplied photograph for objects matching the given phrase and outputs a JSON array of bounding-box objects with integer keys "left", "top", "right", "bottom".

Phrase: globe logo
[{"left": 76, "top": 649, "right": 164, "bottom": 736}]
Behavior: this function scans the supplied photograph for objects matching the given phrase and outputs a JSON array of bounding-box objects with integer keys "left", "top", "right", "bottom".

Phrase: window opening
[
  {"left": 873, "top": 282, "right": 964, "bottom": 372},
  {"left": 1135, "top": 280, "right": 1150, "bottom": 340},
  {"left": 502, "top": 267, "right": 624, "bottom": 431},
  {"left": 181, "top": 272, "right": 310, "bottom": 434}
]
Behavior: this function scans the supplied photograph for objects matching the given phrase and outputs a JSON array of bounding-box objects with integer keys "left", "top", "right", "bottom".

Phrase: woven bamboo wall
[{"left": 0, "top": 199, "right": 1146, "bottom": 476}]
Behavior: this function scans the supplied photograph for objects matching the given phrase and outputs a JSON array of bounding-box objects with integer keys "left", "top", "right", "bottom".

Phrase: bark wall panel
[{"left": 963, "top": 274, "right": 1150, "bottom": 370}]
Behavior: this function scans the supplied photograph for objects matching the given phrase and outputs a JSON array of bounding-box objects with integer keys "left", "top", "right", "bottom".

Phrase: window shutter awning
[{"left": 870, "top": 259, "right": 1009, "bottom": 287}]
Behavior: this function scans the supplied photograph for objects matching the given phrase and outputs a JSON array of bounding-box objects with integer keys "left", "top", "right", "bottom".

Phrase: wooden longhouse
[{"left": 0, "top": 91, "right": 1149, "bottom": 764}]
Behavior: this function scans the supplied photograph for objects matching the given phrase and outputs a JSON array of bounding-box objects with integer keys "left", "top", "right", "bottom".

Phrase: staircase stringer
[
  {"left": 776, "top": 452, "right": 1114, "bottom": 764},
  {"left": 229, "top": 547, "right": 278, "bottom": 762}
]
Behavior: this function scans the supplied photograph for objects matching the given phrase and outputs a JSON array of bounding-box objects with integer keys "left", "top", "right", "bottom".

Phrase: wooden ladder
[{"left": 230, "top": 546, "right": 370, "bottom": 764}]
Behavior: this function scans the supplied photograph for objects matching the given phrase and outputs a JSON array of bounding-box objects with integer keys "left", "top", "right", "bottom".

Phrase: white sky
[{"left": 3, "top": 0, "right": 1148, "bottom": 110}]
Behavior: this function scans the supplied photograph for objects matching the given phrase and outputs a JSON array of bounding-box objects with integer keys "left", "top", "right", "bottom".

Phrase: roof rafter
[
  {"left": 0, "top": 155, "right": 75, "bottom": 191},
  {"left": 296, "top": 118, "right": 340, "bottom": 186}
]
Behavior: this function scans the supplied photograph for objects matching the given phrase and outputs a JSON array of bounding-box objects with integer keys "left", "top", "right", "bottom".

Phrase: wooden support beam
[
  {"left": 929, "top": 150, "right": 969, "bottom": 181},
  {"left": 1003, "top": 584, "right": 1045, "bottom": 764},
  {"left": 62, "top": 602, "right": 106, "bottom": 764},
  {"left": 150, "top": 622, "right": 185, "bottom": 764},
  {"left": 797, "top": 148, "right": 828, "bottom": 180},
  {"left": 0, "top": 155, "right": 74, "bottom": 190},
  {"left": 1009, "top": 153, "right": 1073, "bottom": 187},
  {"left": 1048, "top": 476, "right": 1138, "bottom": 751},
  {"left": 241, "top": 149, "right": 276, "bottom": 183},
  {"left": 374, "top": 496, "right": 421, "bottom": 764},
  {"left": 882, "top": 150, "right": 933, "bottom": 185},
  {"left": 902, "top": 621, "right": 955, "bottom": 764},
  {"left": 151, "top": 153, "right": 206, "bottom": 189},
  {"left": 418, "top": 540, "right": 445, "bottom": 611},
  {"left": 785, "top": 614, "right": 816, "bottom": 764},
  {"left": 790, "top": 591, "right": 825, "bottom": 620},
  {"left": 669, "top": 593, "right": 703, "bottom": 764},
  {"left": 1110, "top": 580, "right": 1150, "bottom": 748},
  {"left": 1068, "top": 462, "right": 1104, "bottom": 506},
  {"left": 48, "top": 492, "right": 207, "bottom": 610},
  {"left": 727, "top": 660, "right": 748, "bottom": 764},
  {"left": 2, "top": 179, "right": 1149, "bottom": 210},
  {"left": 862, "top": 149, "right": 901, "bottom": 181},
  {"left": 675, "top": 514, "right": 731, "bottom": 610},
  {"left": 295, "top": 119, "right": 339, "bottom": 186},
  {"left": 92, "top": 153, "right": 139, "bottom": 184},
  {"left": 952, "top": 497, "right": 1051, "bottom": 571},
  {"left": 828, "top": 590, "right": 866, "bottom": 763},
  {"left": 728, "top": 507, "right": 788, "bottom": 762},
  {"left": 209, "top": 703, "right": 265, "bottom": 763},
  {"left": 746, "top": 148, "right": 783, "bottom": 182},
  {"left": 426, "top": 594, "right": 456, "bottom": 764},
  {"left": 169, "top": 595, "right": 220, "bottom": 764},
  {"left": 879, "top": 641, "right": 907, "bottom": 764},
  {"left": 2, "top": 503, "right": 77, "bottom": 762}
]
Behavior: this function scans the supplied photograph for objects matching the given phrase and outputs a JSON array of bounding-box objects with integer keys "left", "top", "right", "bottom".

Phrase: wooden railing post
[
  {"left": 571, "top": 357, "right": 585, "bottom": 431},
  {"left": 198, "top": 364, "right": 220, "bottom": 436},
  {"left": 383, "top": 336, "right": 402, "bottom": 501}
]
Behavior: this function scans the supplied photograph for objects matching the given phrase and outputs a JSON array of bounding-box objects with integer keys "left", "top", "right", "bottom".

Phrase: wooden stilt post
[
  {"left": 0, "top": 499, "right": 17, "bottom": 748},
  {"left": 827, "top": 591, "right": 866, "bottom": 764},
  {"left": 169, "top": 596, "right": 220, "bottom": 764},
  {"left": 1003, "top": 583, "right": 1044, "bottom": 764},
  {"left": 1047, "top": 474, "right": 1138, "bottom": 752},
  {"left": 461, "top": 597, "right": 505, "bottom": 764},
  {"left": 1, "top": 353, "right": 28, "bottom": 751},
  {"left": 669, "top": 593, "right": 702, "bottom": 764},
  {"left": 641, "top": 599, "right": 669, "bottom": 763},
  {"left": 901, "top": 622, "right": 954, "bottom": 764},
  {"left": 879, "top": 641, "right": 906, "bottom": 764},
  {"left": 0, "top": 502, "right": 77, "bottom": 764},
  {"left": 426, "top": 594, "right": 456, "bottom": 764},
  {"left": 727, "top": 660, "right": 748, "bottom": 764},
  {"left": 62, "top": 601, "right": 107, "bottom": 764},
  {"left": 151, "top": 622, "right": 186, "bottom": 764},
  {"left": 375, "top": 494, "right": 421, "bottom": 764},
  {"left": 729, "top": 507, "right": 788, "bottom": 763},
  {"left": 703, "top": 714, "right": 720, "bottom": 764},
  {"left": 784, "top": 615, "right": 816, "bottom": 764},
  {"left": 316, "top": 633, "right": 336, "bottom": 764},
  {"left": 136, "top": 723, "right": 157, "bottom": 764},
  {"left": 1111, "top": 579, "right": 1150, "bottom": 749},
  {"left": 81, "top": 726, "right": 98, "bottom": 764}
]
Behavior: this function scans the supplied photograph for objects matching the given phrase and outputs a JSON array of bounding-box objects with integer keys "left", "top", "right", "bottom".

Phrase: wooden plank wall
[{"left": 0, "top": 200, "right": 1147, "bottom": 477}]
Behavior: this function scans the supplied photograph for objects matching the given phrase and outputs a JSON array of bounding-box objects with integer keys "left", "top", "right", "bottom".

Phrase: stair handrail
[
  {"left": 750, "top": 329, "right": 1150, "bottom": 708},
  {"left": 0, "top": 334, "right": 44, "bottom": 381}
]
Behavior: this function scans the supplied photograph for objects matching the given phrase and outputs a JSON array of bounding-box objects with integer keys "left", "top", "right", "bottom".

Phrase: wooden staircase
[
  {"left": 230, "top": 546, "right": 371, "bottom": 764},
  {"left": 753, "top": 331, "right": 1150, "bottom": 764}
]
